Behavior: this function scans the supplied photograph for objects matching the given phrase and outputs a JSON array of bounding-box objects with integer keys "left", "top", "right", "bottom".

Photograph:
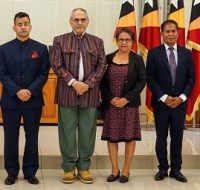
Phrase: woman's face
[{"left": 117, "top": 32, "right": 133, "bottom": 53}]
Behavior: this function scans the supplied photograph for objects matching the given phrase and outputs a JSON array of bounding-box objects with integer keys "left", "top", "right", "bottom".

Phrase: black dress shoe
[
  {"left": 107, "top": 170, "right": 120, "bottom": 182},
  {"left": 119, "top": 173, "right": 129, "bottom": 183},
  {"left": 5, "top": 175, "right": 18, "bottom": 185},
  {"left": 24, "top": 175, "right": 39, "bottom": 184},
  {"left": 169, "top": 171, "right": 187, "bottom": 183},
  {"left": 155, "top": 171, "right": 168, "bottom": 181}
]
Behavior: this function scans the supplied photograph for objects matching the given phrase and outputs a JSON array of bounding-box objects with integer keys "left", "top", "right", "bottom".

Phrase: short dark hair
[
  {"left": 14, "top": 12, "right": 30, "bottom": 24},
  {"left": 116, "top": 27, "right": 135, "bottom": 41},
  {"left": 161, "top": 20, "right": 178, "bottom": 32}
]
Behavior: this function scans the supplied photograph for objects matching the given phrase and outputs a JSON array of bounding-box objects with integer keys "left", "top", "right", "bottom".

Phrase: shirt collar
[
  {"left": 15, "top": 37, "right": 30, "bottom": 44},
  {"left": 72, "top": 30, "right": 85, "bottom": 38},
  {"left": 164, "top": 43, "right": 177, "bottom": 51}
]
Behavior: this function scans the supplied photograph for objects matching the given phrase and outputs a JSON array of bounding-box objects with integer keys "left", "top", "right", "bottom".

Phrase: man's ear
[{"left": 13, "top": 25, "right": 16, "bottom": 32}]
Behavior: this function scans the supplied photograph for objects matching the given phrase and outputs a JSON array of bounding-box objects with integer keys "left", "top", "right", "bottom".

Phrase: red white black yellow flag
[
  {"left": 168, "top": 0, "right": 185, "bottom": 47},
  {"left": 186, "top": 0, "right": 200, "bottom": 121},
  {"left": 138, "top": 0, "right": 161, "bottom": 124},
  {"left": 113, "top": 0, "right": 137, "bottom": 52},
  {"left": 138, "top": 0, "right": 161, "bottom": 57}
]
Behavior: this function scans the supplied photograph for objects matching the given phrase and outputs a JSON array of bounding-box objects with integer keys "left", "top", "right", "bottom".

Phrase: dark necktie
[{"left": 169, "top": 47, "right": 176, "bottom": 85}]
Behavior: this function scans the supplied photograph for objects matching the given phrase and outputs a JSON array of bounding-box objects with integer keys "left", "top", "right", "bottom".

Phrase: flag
[
  {"left": 138, "top": 0, "right": 161, "bottom": 124},
  {"left": 113, "top": 0, "right": 137, "bottom": 52},
  {"left": 168, "top": 0, "right": 185, "bottom": 47},
  {"left": 186, "top": 0, "right": 200, "bottom": 121}
]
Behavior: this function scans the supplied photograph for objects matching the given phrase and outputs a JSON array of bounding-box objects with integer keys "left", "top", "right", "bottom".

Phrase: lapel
[
  {"left": 61, "top": 32, "right": 75, "bottom": 52},
  {"left": 176, "top": 45, "right": 184, "bottom": 72},
  {"left": 107, "top": 50, "right": 118, "bottom": 65},
  {"left": 159, "top": 44, "right": 170, "bottom": 72},
  {"left": 107, "top": 50, "right": 136, "bottom": 80},
  {"left": 158, "top": 44, "right": 184, "bottom": 85},
  {"left": 127, "top": 51, "right": 136, "bottom": 79}
]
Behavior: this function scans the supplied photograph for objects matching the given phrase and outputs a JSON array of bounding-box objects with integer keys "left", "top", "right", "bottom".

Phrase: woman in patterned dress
[{"left": 100, "top": 28, "right": 146, "bottom": 183}]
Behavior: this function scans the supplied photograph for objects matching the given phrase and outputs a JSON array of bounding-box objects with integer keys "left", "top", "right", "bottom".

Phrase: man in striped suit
[{"left": 51, "top": 8, "right": 107, "bottom": 184}]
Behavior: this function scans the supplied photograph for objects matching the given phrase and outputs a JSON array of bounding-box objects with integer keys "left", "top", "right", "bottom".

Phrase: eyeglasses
[
  {"left": 73, "top": 18, "right": 87, "bottom": 23},
  {"left": 117, "top": 38, "right": 132, "bottom": 43}
]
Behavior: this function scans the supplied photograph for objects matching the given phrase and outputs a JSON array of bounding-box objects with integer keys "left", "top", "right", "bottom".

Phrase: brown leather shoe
[
  {"left": 77, "top": 170, "right": 93, "bottom": 184},
  {"left": 62, "top": 169, "right": 76, "bottom": 184}
]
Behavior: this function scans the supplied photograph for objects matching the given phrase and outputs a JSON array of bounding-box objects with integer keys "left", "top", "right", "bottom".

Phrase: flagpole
[
  {"left": 192, "top": 114, "right": 196, "bottom": 128},
  {"left": 147, "top": 121, "right": 155, "bottom": 128}
]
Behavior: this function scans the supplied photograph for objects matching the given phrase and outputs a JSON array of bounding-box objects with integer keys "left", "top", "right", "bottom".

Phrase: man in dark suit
[
  {"left": 0, "top": 12, "right": 50, "bottom": 185},
  {"left": 51, "top": 8, "right": 106, "bottom": 184},
  {"left": 146, "top": 20, "right": 195, "bottom": 183}
]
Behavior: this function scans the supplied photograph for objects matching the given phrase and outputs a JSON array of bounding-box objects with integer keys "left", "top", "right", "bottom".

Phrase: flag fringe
[
  {"left": 186, "top": 95, "right": 200, "bottom": 121},
  {"left": 186, "top": 40, "right": 200, "bottom": 51},
  {"left": 145, "top": 105, "right": 154, "bottom": 124},
  {"left": 138, "top": 43, "right": 148, "bottom": 57}
]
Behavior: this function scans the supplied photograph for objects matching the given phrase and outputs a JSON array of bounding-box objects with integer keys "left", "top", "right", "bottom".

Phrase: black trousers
[
  {"left": 154, "top": 107, "right": 186, "bottom": 172},
  {"left": 2, "top": 107, "right": 42, "bottom": 176}
]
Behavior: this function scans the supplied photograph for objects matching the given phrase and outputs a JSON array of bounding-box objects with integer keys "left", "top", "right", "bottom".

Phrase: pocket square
[{"left": 31, "top": 51, "right": 39, "bottom": 58}]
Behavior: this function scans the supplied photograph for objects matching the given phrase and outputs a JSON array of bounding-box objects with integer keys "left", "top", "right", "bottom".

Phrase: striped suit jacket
[{"left": 51, "top": 31, "right": 107, "bottom": 107}]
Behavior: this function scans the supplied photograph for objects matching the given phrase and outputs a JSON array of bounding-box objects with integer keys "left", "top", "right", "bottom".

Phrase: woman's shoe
[
  {"left": 119, "top": 173, "right": 129, "bottom": 183},
  {"left": 107, "top": 170, "right": 120, "bottom": 182}
]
